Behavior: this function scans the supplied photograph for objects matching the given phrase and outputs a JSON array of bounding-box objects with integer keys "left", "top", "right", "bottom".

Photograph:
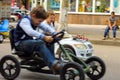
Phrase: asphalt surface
[{"left": 0, "top": 42, "right": 120, "bottom": 80}]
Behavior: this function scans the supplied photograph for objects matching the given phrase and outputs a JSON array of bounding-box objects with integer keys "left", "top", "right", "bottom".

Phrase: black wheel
[
  {"left": 0, "top": 34, "right": 4, "bottom": 43},
  {"left": 58, "top": 45, "right": 75, "bottom": 62},
  {"left": 0, "top": 55, "right": 21, "bottom": 80},
  {"left": 60, "top": 62, "right": 85, "bottom": 80},
  {"left": 85, "top": 56, "right": 106, "bottom": 80}
]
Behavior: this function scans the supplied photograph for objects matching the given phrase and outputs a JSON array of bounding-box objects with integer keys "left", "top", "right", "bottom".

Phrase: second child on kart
[
  {"left": 14, "top": 6, "right": 62, "bottom": 72},
  {"left": 38, "top": 9, "right": 56, "bottom": 54}
]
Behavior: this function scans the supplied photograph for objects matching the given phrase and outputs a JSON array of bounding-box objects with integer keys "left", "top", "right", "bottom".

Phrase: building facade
[
  {"left": 31, "top": 0, "right": 120, "bottom": 25},
  {"left": 0, "top": 0, "right": 11, "bottom": 19}
]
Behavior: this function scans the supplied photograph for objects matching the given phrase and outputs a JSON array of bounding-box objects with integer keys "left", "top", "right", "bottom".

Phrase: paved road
[
  {"left": 0, "top": 41, "right": 120, "bottom": 80},
  {"left": 93, "top": 45, "right": 120, "bottom": 80}
]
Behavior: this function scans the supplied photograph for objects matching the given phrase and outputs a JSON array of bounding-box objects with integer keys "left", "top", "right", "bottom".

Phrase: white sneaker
[
  {"left": 102, "top": 37, "right": 106, "bottom": 40},
  {"left": 113, "top": 38, "right": 116, "bottom": 41}
]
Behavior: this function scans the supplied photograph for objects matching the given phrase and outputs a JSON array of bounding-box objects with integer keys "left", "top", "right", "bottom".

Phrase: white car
[
  {"left": 0, "top": 34, "right": 4, "bottom": 43},
  {"left": 10, "top": 15, "right": 18, "bottom": 22},
  {"left": 55, "top": 33, "right": 94, "bottom": 60}
]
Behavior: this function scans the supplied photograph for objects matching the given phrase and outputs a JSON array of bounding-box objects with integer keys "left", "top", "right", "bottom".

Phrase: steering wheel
[{"left": 51, "top": 29, "right": 65, "bottom": 44}]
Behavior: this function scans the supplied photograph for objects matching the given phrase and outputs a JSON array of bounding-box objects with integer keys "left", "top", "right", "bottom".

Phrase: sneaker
[
  {"left": 106, "top": 36, "right": 110, "bottom": 39},
  {"left": 102, "top": 37, "right": 106, "bottom": 40},
  {"left": 52, "top": 60, "right": 65, "bottom": 74},
  {"left": 113, "top": 38, "right": 116, "bottom": 41}
]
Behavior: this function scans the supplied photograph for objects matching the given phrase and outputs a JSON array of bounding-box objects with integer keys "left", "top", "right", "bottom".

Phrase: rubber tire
[
  {"left": 58, "top": 45, "right": 75, "bottom": 62},
  {"left": 85, "top": 56, "right": 106, "bottom": 80},
  {"left": 0, "top": 55, "right": 21, "bottom": 80},
  {"left": 0, "top": 34, "right": 4, "bottom": 43},
  {"left": 60, "top": 62, "right": 85, "bottom": 80}
]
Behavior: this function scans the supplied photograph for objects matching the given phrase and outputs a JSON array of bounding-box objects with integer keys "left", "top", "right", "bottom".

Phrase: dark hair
[
  {"left": 111, "top": 11, "right": 115, "bottom": 15},
  {"left": 30, "top": 6, "right": 47, "bottom": 19}
]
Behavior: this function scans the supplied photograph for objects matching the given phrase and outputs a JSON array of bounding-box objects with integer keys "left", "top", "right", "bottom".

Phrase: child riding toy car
[{"left": 0, "top": 29, "right": 106, "bottom": 80}]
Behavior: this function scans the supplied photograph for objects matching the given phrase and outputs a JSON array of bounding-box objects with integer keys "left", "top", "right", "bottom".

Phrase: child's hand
[{"left": 44, "top": 36, "right": 53, "bottom": 42}]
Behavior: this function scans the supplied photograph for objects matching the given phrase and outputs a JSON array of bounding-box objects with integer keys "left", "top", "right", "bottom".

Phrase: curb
[{"left": 90, "top": 39, "right": 120, "bottom": 46}]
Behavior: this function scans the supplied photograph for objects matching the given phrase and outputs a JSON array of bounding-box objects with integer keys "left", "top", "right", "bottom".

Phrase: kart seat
[{"left": 9, "top": 28, "right": 25, "bottom": 56}]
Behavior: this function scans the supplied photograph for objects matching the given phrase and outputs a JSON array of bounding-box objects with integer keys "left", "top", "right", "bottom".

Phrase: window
[
  {"left": 43, "top": 0, "right": 120, "bottom": 14},
  {"left": 95, "top": 0, "right": 110, "bottom": 13},
  {"left": 47, "top": 0, "right": 60, "bottom": 11},
  {"left": 37, "top": 0, "right": 40, "bottom": 5},
  {"left": 113, "top": 0, "right": 120, "bottom": 13},
  {"left": 35, "top": 0, "right": 44, "bottom": 7},
  {"left": 68, "top": 0, "right": 76, "bottom": 12},
  {"left": 78, "top": 0, "right": 93, "bottom": 12},
  {"left": 33, "top": 0, "right": 35, "bottom": 3}
]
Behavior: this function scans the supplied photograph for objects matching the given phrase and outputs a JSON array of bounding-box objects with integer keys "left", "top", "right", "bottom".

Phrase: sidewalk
[{"left": 67, "top": 24, "right": 120, "bottom": 46}]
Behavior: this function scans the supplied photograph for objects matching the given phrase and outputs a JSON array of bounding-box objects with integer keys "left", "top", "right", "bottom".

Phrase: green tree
[{"left": 58, "top": 0, "right": 68, "bottom": 31}]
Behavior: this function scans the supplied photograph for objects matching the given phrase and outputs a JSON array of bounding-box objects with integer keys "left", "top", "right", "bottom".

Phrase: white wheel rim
[
  {"left": 60, "top": 48, "right": 74, "bottom": 62},
  {"left": 0, "top": 35, "right": 3, "bottom": 41}
]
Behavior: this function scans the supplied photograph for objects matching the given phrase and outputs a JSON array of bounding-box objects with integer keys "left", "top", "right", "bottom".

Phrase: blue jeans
[
  {"left": 104, "top": 26, "right": 117, "bottom": 38},
  {"left": 46, "top": 43, "right": 55, "bottom": 57},
  {"left": 16, "top": 39, "right": 55, "bottom": 68}
]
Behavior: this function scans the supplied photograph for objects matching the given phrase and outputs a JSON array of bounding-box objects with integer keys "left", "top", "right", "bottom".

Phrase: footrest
[{"left": 12, "top": 49, "right": 26, "bottom": 56}]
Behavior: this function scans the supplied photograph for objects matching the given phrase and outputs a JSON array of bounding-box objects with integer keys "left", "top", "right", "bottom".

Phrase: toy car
[
  {"left": 55, "top": 32, "right": 94, "bottom": 60},
  {"left": 0, "top": 19, "right": 14, "bottom": 43},
  {"left": 10, "top": 15, "right": 19, "bottom": 22},
  {"left": 0, "top": 19, "right": 9, "bottom": 43}
]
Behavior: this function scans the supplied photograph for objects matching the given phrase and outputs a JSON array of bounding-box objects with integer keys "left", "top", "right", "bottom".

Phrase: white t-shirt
[{"left": 37, "top": 20, "right": 55, "bottom": 33}]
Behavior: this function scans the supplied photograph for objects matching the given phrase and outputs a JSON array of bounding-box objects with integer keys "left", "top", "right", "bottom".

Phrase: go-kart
[{"left": 0, "top": 28, "right": 106, "bottom": 80}]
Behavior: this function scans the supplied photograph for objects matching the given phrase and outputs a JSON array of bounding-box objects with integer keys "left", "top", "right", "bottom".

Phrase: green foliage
[{"left": 95, "top": 0, "right": 109, "bottom": 12}]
